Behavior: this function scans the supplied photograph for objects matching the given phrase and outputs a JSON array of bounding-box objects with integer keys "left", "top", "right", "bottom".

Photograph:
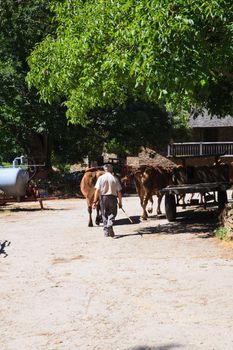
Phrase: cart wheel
[
  {"left": 217, "top": 190, "right": 227, "bottom": 210},
  {"left": 165, "top": 194, "right": 177, "bottom": 221}
]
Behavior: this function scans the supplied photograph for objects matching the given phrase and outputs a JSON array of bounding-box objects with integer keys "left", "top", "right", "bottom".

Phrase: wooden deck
[{"left": 168, "top": 142, "right": 233, "bottom": 158}]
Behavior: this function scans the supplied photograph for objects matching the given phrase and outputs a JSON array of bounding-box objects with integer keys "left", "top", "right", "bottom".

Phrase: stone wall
[
  {"left": 126, "top": 147, "right": 176, "bottom": 169},
  {"left": 126, "top": 156, "right": 139, "bottom": 168}
]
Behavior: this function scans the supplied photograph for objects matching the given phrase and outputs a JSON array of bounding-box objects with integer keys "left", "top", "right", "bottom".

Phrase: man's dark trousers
[{"left": 100, "top": 195, "right": 117, "bottom": 235}]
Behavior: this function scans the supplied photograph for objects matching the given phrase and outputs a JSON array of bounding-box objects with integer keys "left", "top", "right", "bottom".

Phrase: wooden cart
[{"left": 160, "top": 182, "right": 231, "bottom": 222}]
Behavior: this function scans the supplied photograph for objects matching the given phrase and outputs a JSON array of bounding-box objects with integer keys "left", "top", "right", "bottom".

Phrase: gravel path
[{"left": 1, "top": 196, "right": 233, "bottom": 350}]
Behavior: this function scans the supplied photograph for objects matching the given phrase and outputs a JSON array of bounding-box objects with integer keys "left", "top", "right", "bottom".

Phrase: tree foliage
[
  {"left": 0, "top": 0, "right": 64, "bottom": 164},
  {"left": 88, "top": 102, "right": 174, "bottom": 156},
  {"left": 27, "top": 0, "right": 233, "bottom": 124}
]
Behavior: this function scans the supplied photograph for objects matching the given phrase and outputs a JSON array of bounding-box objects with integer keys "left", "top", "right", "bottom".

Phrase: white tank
[{"left": 0, "top": 168, "right": 29, "bottom": 197}]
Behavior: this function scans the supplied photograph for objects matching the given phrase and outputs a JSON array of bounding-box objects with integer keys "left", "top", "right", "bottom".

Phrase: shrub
[{"left": 214, "top": 226, "right": 231, "bottom": 241}]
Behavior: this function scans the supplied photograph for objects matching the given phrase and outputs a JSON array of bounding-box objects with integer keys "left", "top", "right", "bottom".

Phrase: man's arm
[
  {"left": 117, "top": 191, "right": 122, "bottom": 209},
  {"left": 92, "top": 188, "right": 100, "bottom": 208}
]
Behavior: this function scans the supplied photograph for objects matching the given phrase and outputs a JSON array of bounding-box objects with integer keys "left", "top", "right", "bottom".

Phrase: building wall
[
  {"left": 192, "top": 127, "right": 233, "bottom": 142},
  {"left": 218, "top": 128, "right": 233, "bottom": 141}
]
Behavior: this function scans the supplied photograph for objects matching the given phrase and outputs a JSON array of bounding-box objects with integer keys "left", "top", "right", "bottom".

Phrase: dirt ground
[{"left": 1, "top": 195, "right": 233, "bottom": 350}]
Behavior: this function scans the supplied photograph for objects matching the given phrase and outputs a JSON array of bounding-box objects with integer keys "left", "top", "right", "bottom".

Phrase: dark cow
[
  {"left": 172, "top": 163, "right": 230, "bottom": 185},
  {"left": 80, "top": 167, "right": 104, "bottom": 227},
  {"left": 172, "top": 162, "right": 231, "bottom": 207}
]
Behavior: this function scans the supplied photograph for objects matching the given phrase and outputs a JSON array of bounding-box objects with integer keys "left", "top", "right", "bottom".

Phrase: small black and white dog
[{"left": 0, "top": 240, "right": 11, "bottom": 257}]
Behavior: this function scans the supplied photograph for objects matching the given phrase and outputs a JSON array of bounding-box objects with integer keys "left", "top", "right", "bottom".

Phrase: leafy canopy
[
  {"left": 0, "top": 0, "right": 98, "bottom": 164},
  {"left": 0, "top": 0, "right": 60, "bottom": 161},
  {"left": 27, "top": 0, "right": 233, "bottom": 124},
  {"left": 88, "top": 102, "right": 173, "bottom": 156}
]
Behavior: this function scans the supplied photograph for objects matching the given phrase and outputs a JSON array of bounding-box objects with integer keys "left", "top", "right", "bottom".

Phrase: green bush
[
  {"left": 55, "top": 163, "right": 71, "bottom": 175},
  {"left": 214, "top": 226, "right": 231, "bottom": 241}
]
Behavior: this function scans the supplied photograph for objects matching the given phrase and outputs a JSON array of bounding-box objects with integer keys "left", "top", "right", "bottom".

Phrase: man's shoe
[
  {"left": 109, "top": 227, "right": 115, "bottom": 237},
  {"left": 104, "top": 231, "right": 109, "bottom": 237}
]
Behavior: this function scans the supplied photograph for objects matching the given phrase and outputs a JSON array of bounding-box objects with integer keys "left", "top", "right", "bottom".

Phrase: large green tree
[
  {"left": 1, "top": 0, "right": 176, "bottom": 167},
  {"left": 0, "top": 0, "right": 66, "bottom": 165},
  {"left": 88, "top": 101, "right": 187, "bottom": 157},
  {"left": 27, "top": 0, "right": 233, "bottom": 125}
]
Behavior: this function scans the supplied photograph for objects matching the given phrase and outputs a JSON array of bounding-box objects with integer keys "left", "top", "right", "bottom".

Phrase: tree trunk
[{"left": 25, "top": 131, "right": 53, "bottom": 169}]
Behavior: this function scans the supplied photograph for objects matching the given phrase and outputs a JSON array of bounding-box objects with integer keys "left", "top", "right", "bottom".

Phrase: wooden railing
[{"left": 168, "top": 142, "right": 233, "bottom": 158}]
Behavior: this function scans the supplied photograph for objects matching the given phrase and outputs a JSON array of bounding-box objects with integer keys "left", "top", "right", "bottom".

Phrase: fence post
[
  {"left": 168, "top": 144, "right": 171, "bottom": 157},
  {"left": 200, "top": 142, "right": 203, "bottom": 156}
]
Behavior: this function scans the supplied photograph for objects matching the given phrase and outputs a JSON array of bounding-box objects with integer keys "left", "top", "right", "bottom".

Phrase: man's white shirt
[{"left": 95, "top": 173, "right": 122, "bottom": 196}]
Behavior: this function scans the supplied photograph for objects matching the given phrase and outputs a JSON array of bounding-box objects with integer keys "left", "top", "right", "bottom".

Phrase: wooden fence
[{"left": 168, "top": 142, "right": 233, "bottom": 158}]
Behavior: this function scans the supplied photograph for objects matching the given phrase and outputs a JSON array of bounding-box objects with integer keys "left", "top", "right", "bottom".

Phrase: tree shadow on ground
[
  {"left": 115, "top": 209, "right": 219, "bottom": 239},
  {"left": 128, "top": 343, "right": 183, "bottom": 350},
  {"left": 0, "top": 207, "right": 68, "bottom": 212}
]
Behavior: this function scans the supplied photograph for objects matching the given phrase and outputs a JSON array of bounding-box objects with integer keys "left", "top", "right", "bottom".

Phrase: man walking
[{"left": 93, "top": 164, "right": 122, "bottom": 237}]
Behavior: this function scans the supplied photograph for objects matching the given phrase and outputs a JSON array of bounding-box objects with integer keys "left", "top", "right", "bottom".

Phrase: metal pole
[{"left": 121, "top": 207, "right": 133, "bottom": 224}]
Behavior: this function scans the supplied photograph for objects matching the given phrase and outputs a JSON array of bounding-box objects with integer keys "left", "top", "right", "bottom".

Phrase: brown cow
[
  {"left": 140, "top": 165, "right": 174, "bottom": 219},
  {"left": 80, "top": 167, "right": 104, "bottom": 227},
  {"left": 132, "top": 168, "right": 154, "bottom": 218},
  {"left": 129, "top": 165, "right": 174, "bottom": 220},
  {"left": 121, "top": 167, "right": 154, "bottom": 217}
]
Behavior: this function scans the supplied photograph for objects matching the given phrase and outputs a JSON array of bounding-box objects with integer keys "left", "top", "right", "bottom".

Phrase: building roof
[{"left": 188, "top": 109, "right": 233, "bottom": 128}]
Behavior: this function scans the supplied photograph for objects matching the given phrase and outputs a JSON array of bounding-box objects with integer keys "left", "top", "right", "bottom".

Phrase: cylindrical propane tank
[{"left": 0, "top": 168, "right": 29, "bottom": 197}]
